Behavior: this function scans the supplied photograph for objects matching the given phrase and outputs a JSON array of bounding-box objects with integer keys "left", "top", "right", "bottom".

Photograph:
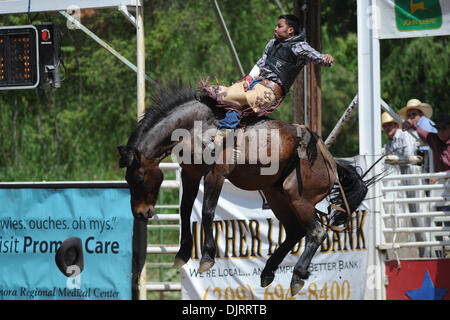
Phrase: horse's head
[{"left": 118, "top": 145, "right": 163, "bottom": 221}]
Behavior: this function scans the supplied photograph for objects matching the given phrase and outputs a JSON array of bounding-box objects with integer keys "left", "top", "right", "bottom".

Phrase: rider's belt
[{"left": 259, "top": 79, "right": 283, "bottom": 100}]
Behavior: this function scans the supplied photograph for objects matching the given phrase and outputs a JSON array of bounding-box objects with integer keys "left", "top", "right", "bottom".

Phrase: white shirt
[{"left": 385, "top": 129, "right": 417, "bottom": 157}]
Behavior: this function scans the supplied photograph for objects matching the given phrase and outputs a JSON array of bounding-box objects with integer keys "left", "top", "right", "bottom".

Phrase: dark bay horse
[{"left": 118, "top": 85, "right": 371, "bottom": 295}]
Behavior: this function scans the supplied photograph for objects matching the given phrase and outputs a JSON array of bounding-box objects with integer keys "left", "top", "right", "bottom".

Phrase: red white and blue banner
[
  {"left": 181, "top": 180, "right": 371, "bottom": 300},
  {"left": 386, "top": 260, "right": 450, "bottom": 300}
]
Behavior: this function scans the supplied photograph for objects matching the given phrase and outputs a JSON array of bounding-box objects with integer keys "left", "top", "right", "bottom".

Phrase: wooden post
[
  {"left": 293, "top": 0, "right": 305, "bottom": 125},
  {"left": 292, "top": 0, "right": 322, "bottom": 135},
  {"left": 306, "top": 0, "right": 322, "bottom": 135}
]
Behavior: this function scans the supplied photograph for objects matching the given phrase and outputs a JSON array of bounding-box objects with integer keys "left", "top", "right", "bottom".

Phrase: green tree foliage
[
  {"left": 0, "top": 11, "right": 138, "bottom": 181},
  {"left": 0, "top": 1, "right": 448, "bottom": 180},
  {"left": 381, "top": 36, "right": 449, "bottom": 114},
  {"left": 321, "top": 29, "right": 359, "bottom": 157}
]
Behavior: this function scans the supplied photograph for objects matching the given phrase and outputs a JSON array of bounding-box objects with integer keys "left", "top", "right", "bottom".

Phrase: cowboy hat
[
  {"left": 398, "top": 99, "right": 433, "bottom": 119},
  {"left": 381, "top": 112, "right": 399, "bottom": 126},
  {"left": 55, "top": 237, "right": 84, "bottom": 277}
]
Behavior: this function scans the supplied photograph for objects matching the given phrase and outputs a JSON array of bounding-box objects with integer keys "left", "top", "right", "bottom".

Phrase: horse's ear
[{"left": 117, "top": 145, "right": 133, "bottom": 168}]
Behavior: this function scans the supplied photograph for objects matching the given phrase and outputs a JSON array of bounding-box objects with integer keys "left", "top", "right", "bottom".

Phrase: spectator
[
  {"left": 403, "top": 112, "right": 450, "bottom": 174},
  {"left": 399, "top": 98, "right": 437, "bottom": 133},
  {"left": 382, "top": 112, "right": 417, "bottom": 159},
  {"left": 381, "top": 112, "right": 425, "bottom": 259},
  {"left": 403, "top": 112, "right": 450, "bottom": 257}
]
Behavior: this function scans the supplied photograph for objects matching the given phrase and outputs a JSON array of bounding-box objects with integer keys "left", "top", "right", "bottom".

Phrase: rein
[{"left": 316, "top": 139, "right": 352, "bottom": 233}]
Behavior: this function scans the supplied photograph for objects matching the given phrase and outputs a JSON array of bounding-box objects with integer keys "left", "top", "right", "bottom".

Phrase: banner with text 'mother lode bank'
[
  {"left": 181, "top": 180, "right": 371, "bottom": 300},
  {"left": 0, "top": 188, "right": 133, "bottom": 300}
]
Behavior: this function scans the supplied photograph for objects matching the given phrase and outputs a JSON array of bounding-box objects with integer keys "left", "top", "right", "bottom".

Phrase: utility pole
[{"left": 292, "top": 0, "right": 322, "bottom": 135}]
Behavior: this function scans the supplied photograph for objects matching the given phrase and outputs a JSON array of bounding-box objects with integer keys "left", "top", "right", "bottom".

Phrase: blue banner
[{"left": 0, "top": 188, "right": 133, "bottom": 300}]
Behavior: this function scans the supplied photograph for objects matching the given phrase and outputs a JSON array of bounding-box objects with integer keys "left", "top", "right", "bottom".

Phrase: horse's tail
[{"left": 328, "top": 159, "right": 374, "bottom": 229}]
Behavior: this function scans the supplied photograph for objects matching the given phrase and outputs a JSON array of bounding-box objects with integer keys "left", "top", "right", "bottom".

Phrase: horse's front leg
[
  {"left": 174, "top": 169, "right": 202, "bottom": 268},
  {"left": 198, "top": 170, "right": 225, "bottom": 274}
]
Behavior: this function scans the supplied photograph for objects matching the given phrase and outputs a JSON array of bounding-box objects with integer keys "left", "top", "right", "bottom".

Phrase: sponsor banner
[
  {"left": 181, "top": 181, "right": 370, "bottom": 300},
  {"left": 0, "top": 188, "right": 133, "bottom": 300},
  {"left": 376, "top": 0, "right": 450, "bottom": 39},
  {"left": 386, "top": 259, "right": 450, "bottom": 300}
]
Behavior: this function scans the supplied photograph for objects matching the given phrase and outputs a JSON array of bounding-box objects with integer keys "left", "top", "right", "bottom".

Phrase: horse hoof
[
  {"left": 198, "top": 261, "right": 214, "bottom": 274},
  {"left": 173, "top": 257, "right": 187, "bottom": 269},
  {"left": 260, "top": 274, "right": 275, "bottom": 288},
  {"left": 290, "top": 279, "right": 305, "bottom": 296}
]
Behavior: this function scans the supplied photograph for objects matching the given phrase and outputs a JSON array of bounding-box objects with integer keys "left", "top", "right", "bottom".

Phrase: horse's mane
[
  {"left": 126, "top": 84, "right": 197, "bottom": 147},
  {"left": 118, "top": 83, "right": 219, "bottom": 167}
]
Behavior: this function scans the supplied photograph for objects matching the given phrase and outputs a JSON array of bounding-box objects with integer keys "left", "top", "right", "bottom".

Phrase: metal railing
[{"left": 379, "top": 169, "right": 450, "bottom": 256}]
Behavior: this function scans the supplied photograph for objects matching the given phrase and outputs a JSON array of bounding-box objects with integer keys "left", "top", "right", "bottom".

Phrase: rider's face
[{"left": 274, "top": 19, "right": 293, "bottom": 41}]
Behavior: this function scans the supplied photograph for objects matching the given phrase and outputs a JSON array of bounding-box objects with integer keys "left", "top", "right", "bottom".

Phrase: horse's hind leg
[
  {"left": 290, "top": 216, "right": 326, "bottom": 295},
  {"left": 281, "top": 178, "right": 327, "bottom": 295},
  {"left": 260, "top": 189, "right": 307, "bottom": 288},
  {"left": 282, "top": 153, "right": 334, "bottom": 295},
  {"left": 174, "top": 169, "right": 202, "bottom": 268},
  {"left": 261, "top": 233, "right": 300, "bottom": 288}
]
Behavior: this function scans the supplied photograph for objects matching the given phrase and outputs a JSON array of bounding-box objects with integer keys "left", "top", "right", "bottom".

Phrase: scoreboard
[
  {"left": 0, "top": 26, "right": 39, "bottom": 89},
  {"left": 0, "top": 24, "right": 61, "bottom": 90}
]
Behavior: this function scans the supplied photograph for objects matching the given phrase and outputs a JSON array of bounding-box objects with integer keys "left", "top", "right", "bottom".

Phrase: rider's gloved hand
[{"left": 242, "top": 75, "right": 253, "bottom": 92}]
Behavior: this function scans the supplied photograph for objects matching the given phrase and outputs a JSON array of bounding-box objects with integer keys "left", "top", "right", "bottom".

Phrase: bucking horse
[{"left": 118, "top": 84, "right": 373, "bottom": 296}]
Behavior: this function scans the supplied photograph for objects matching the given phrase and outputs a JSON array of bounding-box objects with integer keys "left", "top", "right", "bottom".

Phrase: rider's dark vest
[{"left": 265, "top": 32, "right": 305, "bottom": 94}]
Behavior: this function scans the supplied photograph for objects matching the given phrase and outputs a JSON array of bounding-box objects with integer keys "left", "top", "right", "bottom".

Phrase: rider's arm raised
[{"left": 292, "top": 41, "right": 334, "bottom": 66}]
